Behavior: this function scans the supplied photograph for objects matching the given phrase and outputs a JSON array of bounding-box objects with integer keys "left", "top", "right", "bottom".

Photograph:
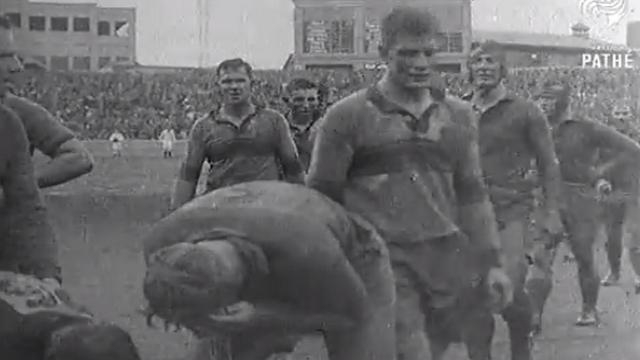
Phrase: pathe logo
[
  {"left": 580, "top": 0, "right": 629, "bottom": 29},
  {"left": 581, "top": 51, "right": 635, "bottom": 68}
]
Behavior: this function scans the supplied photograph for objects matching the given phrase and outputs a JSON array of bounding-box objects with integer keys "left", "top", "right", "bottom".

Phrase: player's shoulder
[
  {"left": 319, "top": 89, "right": 368, "bottom": 127},
  {"left": 0, "top": 102, "right": 24, "bottom": 132},
  {"left": 440, "top": 95, "right": 476, "bottom": 130},
  {"left": 3, "top": 93, "right": 44, "bottom": 114}
]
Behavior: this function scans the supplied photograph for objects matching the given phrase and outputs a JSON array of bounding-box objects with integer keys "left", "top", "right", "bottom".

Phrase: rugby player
[
  {"left": 463, "top": 41, "right": 564, "bottom": 359},
  {"left": 306, "top": 7, "right": 512, "bottom": 360},
  {"left": 0, "top": 104, "right": 140, "bottom": 360},
  {"left": 283, "top": 77, "right": 322, "bottom": 170},
  {"left": 171, "top": 58, "right": 303, "bottom": 210},
  {"left": 0, "top": 16, "right": 93, "bottom": 188},
  {"left": 159, "top": 123, "right": 177, "bottom": 158},
  {"left": 533, "top": 82, "right": 640, "bottom": 325},
  {"left": 109, "top": 129, "right": 125, "bottom": 157},
  {"left": 0, "top": 271, "right": 141, "bottom": 360},
  {"left": 142, "top": 181, "right": 396, "bottom": 360}
]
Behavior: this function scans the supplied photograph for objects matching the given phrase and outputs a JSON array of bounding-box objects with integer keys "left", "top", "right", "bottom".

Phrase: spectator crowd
[{"left": 15, "top": 66, "right": 640, "bottom": 141}]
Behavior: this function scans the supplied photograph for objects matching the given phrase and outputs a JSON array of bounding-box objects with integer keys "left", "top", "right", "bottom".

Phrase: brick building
[
  {"left": 288, "top": 0, "right": 471, "bottom": 72},
  {"left": 3, "top": 0, "right": 136, "bottom": 71}
]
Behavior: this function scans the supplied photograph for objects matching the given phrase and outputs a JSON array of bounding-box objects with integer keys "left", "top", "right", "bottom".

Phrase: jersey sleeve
[
  {"left": 180, "top": 118, "right": 208, "bottom": 182},
  {"left": 271, "top": 111, "right": 303, "bottom": 179},
  {"left": 452, "top": 105, "right": 488, "bottom": 205},
  {"left": 306, "top": 103, "right": 357, "bottom": 203},
  {"left": 7, "top": 96, "right": 75, "bottom": 156},
  {"left": 0, "top": 105, "right": 60, "bottom": 280}
]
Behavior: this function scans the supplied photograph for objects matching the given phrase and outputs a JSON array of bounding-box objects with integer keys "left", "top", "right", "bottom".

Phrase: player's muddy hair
[
  {"left": 285, "top": 77, "right": 318, "bottom": 94},
  {"left": 45, "top": 322, "right": 141, "bottom": 360},
  {"left": 537, "top": 80, "right": 571, "bottom": 120},
  {"left": 467, "top": 40, "right": 508, "bottom": 82},
  {"left": 379, "top": 6, "right": 440, "bottom": 56},
  {"left": 216, "top": 58, "right": 253, "bottom": 78}
]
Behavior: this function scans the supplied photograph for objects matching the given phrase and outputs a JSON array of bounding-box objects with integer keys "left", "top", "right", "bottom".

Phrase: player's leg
[
  {"left": 498, "top": 219, "right": 533, "bottom": 360},
  {"left": 563, "top": 188, "right": 602, "bottom": 326},
  {"left": 623, "top": 198, "right": 640, "bottom": 292},
  {"left": 419, "top": 232, "right": 494, "bottom": 360},
  {"left": 601, "top": 202, "right": 625, "bottom": 286},
  {"left": 524, "top": 221, "right": 561, "bottom": 336}
]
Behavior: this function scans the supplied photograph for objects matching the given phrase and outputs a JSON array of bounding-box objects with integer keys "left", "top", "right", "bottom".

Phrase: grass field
[{"left": 35, "top": 140, "right": 640, "bottom": 360}]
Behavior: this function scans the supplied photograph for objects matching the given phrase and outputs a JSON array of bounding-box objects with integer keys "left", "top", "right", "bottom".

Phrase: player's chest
[
  {"left": 553, "top": 126, "right": 593, "bottom": 157},
  {"left": 202, "top": 120, "right": 276, "bottom": 159},
  {"left": 476, "top": 106, "right": 527, "bottom": 152}
]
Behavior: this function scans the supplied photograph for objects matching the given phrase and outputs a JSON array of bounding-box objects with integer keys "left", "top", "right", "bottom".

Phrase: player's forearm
[
  {"left": 247, "top": 302, "right": 357, "bottom": 333},
  {"left": 538, "top": 161, "right": 562, "bottom": 212},
  {"left": 171, "top": 179, "right": 197, "bottom": 210},
  {"left": 458, "top": 201, "right": 503, "bottom": 272},
  {"left": 36, "top": 153, "right": 93, "bottom": 188}
]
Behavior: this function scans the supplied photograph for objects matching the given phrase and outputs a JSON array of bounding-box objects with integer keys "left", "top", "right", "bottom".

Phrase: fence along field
[{"left": 34, "top": 140, "right": 640, "bottom": 360}]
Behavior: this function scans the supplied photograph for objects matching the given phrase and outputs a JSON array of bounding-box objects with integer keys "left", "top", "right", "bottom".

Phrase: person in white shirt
[
  {"left": 109, "top": 130, "right": 125, "bottom": 157},
  {"left": 159, "top": 126, "right": 177, "bottom": 158}
]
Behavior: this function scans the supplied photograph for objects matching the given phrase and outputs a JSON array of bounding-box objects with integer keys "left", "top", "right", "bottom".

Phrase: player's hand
[
  {"left": 486, "top": 267, "right": 513, "bottom": 313},
  {"left": 540, "top": 208, "right": 564, "bottom": 236},
  {"left": 206, "top": 301, "right": 256, "bottom": 330},
  {"left": 595, "top": 179, "right": 612, "bottom": 200},
  {"left": 179, "top": 301, "right": 257, "bottom": 336}
]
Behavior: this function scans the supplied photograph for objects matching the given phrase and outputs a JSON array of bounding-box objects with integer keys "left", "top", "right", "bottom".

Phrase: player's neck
[
  {"left": 472, "top": 82, "right": 506, "bottom": 110},
  {"left": 222, "top": 101, "right": 254, "bottom": 120},
  {"left": 378, "top": 73, "right": 433, "bottom": 117}
]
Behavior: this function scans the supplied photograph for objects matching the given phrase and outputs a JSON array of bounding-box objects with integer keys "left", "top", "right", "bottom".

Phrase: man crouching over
[{"left": 141, "top": 180, "right": 396, "bottom": 360}]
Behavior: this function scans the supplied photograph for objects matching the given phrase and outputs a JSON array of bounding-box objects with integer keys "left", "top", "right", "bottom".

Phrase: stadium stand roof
[{"left": 473, "top": 30, "right": 630, "bottom": 51}]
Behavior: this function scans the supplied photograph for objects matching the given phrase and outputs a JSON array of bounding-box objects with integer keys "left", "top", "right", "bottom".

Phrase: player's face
[
  {"left": 218, "top": 67, "right": 252, "bottom": 105},
  {"left": 0, "top": 28, "right": 23, "bottom": 94},
  {"left": 289, "top": 88, "right": 320, "bottom": 124},
  {"left": 612, "top": 107, "right": 631, "bottom": 121},
  {"left": 535, "top": 96, "right": 556, "bottom": 118},
  {"left": 469, "top": 52, "right": 502, "bottom": 89},
  {"left": 383, "top": 33, "right": 438, "bottom": 90}
]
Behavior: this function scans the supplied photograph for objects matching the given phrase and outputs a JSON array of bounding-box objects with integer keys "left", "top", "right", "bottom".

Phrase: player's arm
[
  {"left": 14, "top": 98, "right": 93, "bottom": 188},
  {"left": 272, "top": 112, "right": 304, "bottom": 183},
  {"left": 525, "top": 103, "right": 562, "bottom": 213},
  {"left": 589, "top": 122, "right": 640, "bottom": 179},
  {"left": 171, "top": 119, "right": 207, "bottom": 210},
  {"left": 306, "top": 104, "right": 355, "bottom": 204},
  {"left": 206, "top": 300, "right": 358, "bottom": 334},
  {"left": 453, "top": 106, "right": 503, "bottom": 271},
  {"left": 0, "top": 105, "right": 60, "bottom": 281}
]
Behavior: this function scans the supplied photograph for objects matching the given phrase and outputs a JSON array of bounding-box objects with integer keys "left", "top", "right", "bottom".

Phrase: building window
[
  {"left": 302, "top": 19, "right": 354, "bottom": 54},
  {"left": 97, "top": 21, "right": 110, "bottom": 36},
  {"left": 50, "top": 56, "right": 68, "bottom": 71},
  {"left": 435, "top": 32, "right": 463, "bottom": 53},
  {"left": 72, "top": 56, "right": 91, "bottom": 70},
  {"left": 6, "top": 13, "right": 21, "bottom": 28},
  {"left": 114, "top": 21, "right": 130, "bottom": 37},
  {"left": 116, "top": 56, "right": 130, "bottom": 62},
  {"left": 98, "top": 56, "right": 111, "bottom": 68},
  {"left": 29, "top": 16, "right": 45, "bottom": 31},
  {"left": 50, "top": 17, "right": 68, "bottom": 31},
  {"left": 73, "top": 17, "right": 90, "bottom": 32},
  {"left": 447, "top": 33, "right": 463, "bottom": 53}
]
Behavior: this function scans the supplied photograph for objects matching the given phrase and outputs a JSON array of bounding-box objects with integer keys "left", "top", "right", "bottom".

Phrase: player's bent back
[{"left": 142, "top": 181, "right": 396, "bottom": 360}]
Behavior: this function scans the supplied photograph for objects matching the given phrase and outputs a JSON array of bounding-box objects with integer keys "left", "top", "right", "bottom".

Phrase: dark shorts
[{"left": 389, "top": 232, "right": 488, "bottom": 348}]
